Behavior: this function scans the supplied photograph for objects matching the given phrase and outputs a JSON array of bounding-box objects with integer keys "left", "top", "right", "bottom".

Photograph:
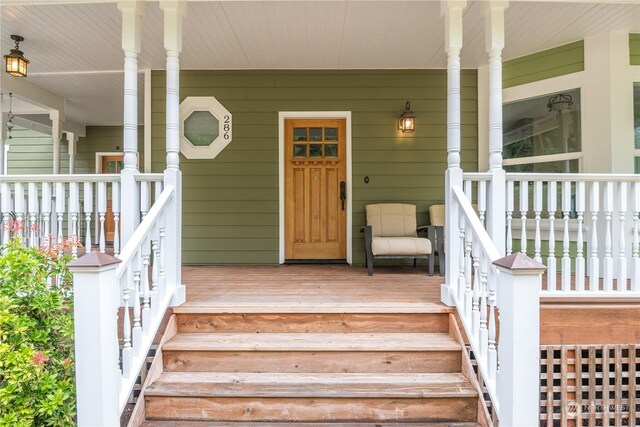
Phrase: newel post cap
[
  {"left": 68, "top": 251, "right": 121, "bottom": 270},
  {"left": 492, "top": 252, "right": 546, "bottom": 275}
]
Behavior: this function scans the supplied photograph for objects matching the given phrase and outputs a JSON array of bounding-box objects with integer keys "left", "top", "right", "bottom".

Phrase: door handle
[{"left": 340, "top": 181, "right": 346, "bottom": 211}]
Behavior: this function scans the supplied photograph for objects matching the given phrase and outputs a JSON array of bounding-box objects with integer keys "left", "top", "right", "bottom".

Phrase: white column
[
  {"left": 485, "top": 1, "right": 508, "bottom": 256},
  {"left": 69, "top": 252, "right": 122, "bottom": 427},
  {"left": 441, "top": 0, "right": 467, "bottom": 306},
  {"left": 118, "top": 0, "right": 144, "bottom": 246},
  {"left": 494, "top": 253, "right": 545, "bottom": 426},
  {"left": 50, "top": 110, "right": 62, "bottom": 174},
  {"left": 66, "top": 131, "right": 77, "bottom": 174},
  {"left": 160, "top": 0, "right": 186, "bottom": 306}
]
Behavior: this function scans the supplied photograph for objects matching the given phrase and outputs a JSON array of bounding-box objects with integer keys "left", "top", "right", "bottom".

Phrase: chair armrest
[{"left": 416, "top": 225, "right": 429, "bottom": 233}]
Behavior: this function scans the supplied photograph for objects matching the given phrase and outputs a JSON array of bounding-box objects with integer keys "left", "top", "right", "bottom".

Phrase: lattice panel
[{"left": 540, "top": 345, "right": 639, "bottom": 427}]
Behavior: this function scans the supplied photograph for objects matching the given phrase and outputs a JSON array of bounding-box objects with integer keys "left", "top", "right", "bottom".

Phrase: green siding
[
  {"left": 503, "top": 41, "right": 584, "bottom": 88},
  {"left": 6, "top": 126, "right": 69, "bottom": 174},
  {"left": 76, "top": 126, "right": 144, "bottom": 174},
  {"left": 631, "top": 34, "right": 640, "bottom": 65},
  {"left": 152, "top": 70, "right": 478, "bottom": 265}
]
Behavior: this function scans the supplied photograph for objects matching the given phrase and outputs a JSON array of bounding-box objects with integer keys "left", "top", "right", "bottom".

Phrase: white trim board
[{"left": 278, "top": 111, "right": 353, "bottom": 265}]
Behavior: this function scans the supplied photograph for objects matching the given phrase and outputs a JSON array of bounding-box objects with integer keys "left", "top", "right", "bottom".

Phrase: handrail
[
  {"left": 453, "top": 185, "right": 501, "bottom": 262},
  {"left": 116, "top": 185, "right": 174, "bottom": 280},
  {"left": 506, "top": 172, "right": 640, "bottom": 182},
  {"left": 134, "top": 173, "right": 164, "bottom": 182},
  {"left": 462, "top": 172, "right": 491, "bottom": 181},
  {"left": 0, "top": 174, "right": 120, "bottom": 183}
]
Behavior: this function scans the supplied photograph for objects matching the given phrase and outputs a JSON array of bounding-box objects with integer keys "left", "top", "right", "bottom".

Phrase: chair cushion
[
  {"left": 429, "top": 204, "right": 445, "bottom": 226},
  {"left": 371, "top": 237, "right": 432, "bottom": 256},
  {"left": 366, "top": 204, "right": 417, "bottom": 238}
]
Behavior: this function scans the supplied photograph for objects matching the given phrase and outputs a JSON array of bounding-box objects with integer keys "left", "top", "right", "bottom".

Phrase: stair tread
[
  {"left": 142, "top": 422, "right": 481, "bottom": 426},
  {"left": 163, "top": 332, "right": 460, "bottom": 352},
  {"left": 145, "top": 372, "right": 477, "bottom": 398}
]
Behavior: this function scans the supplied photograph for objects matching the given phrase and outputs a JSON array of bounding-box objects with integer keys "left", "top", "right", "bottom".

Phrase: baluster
[
  {"left": 113, "top": 182, "right": 121, "bottom": 256},
  {"left": 1, "top": 183, "right": 11, "bottom": 249},
  {"left": 140, "top": 246, "right": 151, "bottom": 333},
  {"left": 478, "top": 180, "right": 487, "bottom": 226},
  {"left": 479, "top": 254, "right": 488, "bottom": 359},
  {"left": 547, "top": 181, "right": 557, "bottom": 291},
  {"left": 14, "top": 182, "right": 25, "bottom": 240},
  {"left": 155, "top": 180, "right": 163, "bottom": 207},
  {"left": 55, "top": 182, "right": 65, "bottom": 255},
  {"left": 631, "top": 181, "right": 640, "bottom": 292},
  {"left": 487, "top": 266, "right": 498, "bottom": 382},
  {"left": 589, "top": 182, "right": 600, "bottom": 291},
  {"left": 458, "top": 206, "right": 466, "bottom": 307},
  {"left": 152, "top": 233, "right": 160, "bottom": 309},
  {"left": 533, "top": 180, "right": 542, "bottom": 263},
  {"left": 83, "top": 183, "right": 93, "bottom": 252},
  {"left": 471, "top": 238, "right": 481, "bottom": 339},
  {"left": 519, "top": 180, "right": 528, "bottom": 254},
  {"left": 121, "top": 276, "right": 132, "bottom": 378},
  {"left": 575, "top": 181, "right": 586, "bottom": 292},
  {"left": 69, "top": 182, "right": 79, "bottom": 258},
  {"left": 41, "top": 183, "right": 52, "bottom": 249},
  {"left": 603, "top": 182, "right": 614, "bottom": 292},
  {"left": 28, "top": 183, "right": 39, "bottom": 247},
  {"left": 506, "top": 180, "right": 514, "bottom": 255},
  {"left": 140, "top": 181, "right": 150, "bottom": 221},
  {"left": 561, "top": 181, "right": 572, "bottom": 291},
  {"left": 97, "top": 182, "right": 106, "bottom": 253},
  {"left": 159, "top": 224, "right": 166, "bottom": 294},
  {"left": 132, "top": 265, "right": 142, "bottom": 356},
  {"left": 464, "top": 218, "right": 473, "bottom": 320},
  {"left": 616, "top": 182, "right": 627, "bottom": 291}
]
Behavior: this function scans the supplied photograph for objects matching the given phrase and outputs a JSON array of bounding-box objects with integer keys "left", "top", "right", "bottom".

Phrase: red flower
[
  {"left": 31, "top": 351, "right": 49, "bottom": 366},
  {"left": 63, "top": 358, "right": 72, "bottom": 366}
]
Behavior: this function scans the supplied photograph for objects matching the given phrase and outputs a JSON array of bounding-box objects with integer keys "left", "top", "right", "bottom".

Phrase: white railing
[
  {"left": 114, "top": 184, "right": 174, "bottom": 412},
  {"left": 69, "top": 182, "right": 179, "bottom": 425},
  {"left": 0, "top": 174, "right": 121, "bottom": 255},
  {"left": 448, "top": 184, "right": 543, "bottom": 425},
  {"left": 451, "top": 184, "right": 502, "bottom": 411},
  {"left": 463, "top": 172, "right": 640, "bottom": 298}
]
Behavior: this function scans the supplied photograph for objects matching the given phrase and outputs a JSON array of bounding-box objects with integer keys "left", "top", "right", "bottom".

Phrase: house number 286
[{"left": 223, "top": 115, "right": 231, "bottom": 140}]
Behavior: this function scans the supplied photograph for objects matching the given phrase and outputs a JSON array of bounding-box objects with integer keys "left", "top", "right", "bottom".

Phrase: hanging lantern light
[
  {"left": 398, "top": 101, "right": 416, "bottom": 133},
  {"left": 4, "top": 35, "right": 29, "bottom": 78}
]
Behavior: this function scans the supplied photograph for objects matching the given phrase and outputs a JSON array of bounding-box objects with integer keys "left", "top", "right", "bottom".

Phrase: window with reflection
[{"left": 502, "top": 88, "right": 582, "bottom": 173}]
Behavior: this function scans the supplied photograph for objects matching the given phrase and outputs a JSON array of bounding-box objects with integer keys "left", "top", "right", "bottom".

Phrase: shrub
[{"left": 0, "top": 238, "right": 76, "bottom": 426}]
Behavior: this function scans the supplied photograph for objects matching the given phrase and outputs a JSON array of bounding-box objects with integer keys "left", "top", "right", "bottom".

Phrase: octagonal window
[{"left": 184, "top": 111, "right": 219, "bottom": 147}]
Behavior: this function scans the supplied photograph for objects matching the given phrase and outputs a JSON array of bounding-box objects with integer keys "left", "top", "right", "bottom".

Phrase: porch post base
[
  {"left": 170, "top": 284, "right": 186, "bottom": 307},
  {"left": 441, "top": 283, "right": 455, "bottom": 306}
]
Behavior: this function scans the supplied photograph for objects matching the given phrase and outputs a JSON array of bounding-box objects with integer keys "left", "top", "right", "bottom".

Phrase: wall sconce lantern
[
  {"left": 546, "top": 93, "right": 573, "bottom": 112},
  {"left": 398, "top": 101, "right": 415, "bottom": 133},
  {"left": 4, "top": 35, "right": 29, "bottom": 78}
]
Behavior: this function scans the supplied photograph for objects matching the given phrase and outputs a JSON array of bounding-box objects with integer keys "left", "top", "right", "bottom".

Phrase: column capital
[
  {"left": 484, "top": 0, "right": 509, "bottom": 53},
  {"left": 118, "top": 0, "right": 145, "bottom": 54},
  {"left": 160, "top": 0, "right": 187, "bottom": 53},
  {"left": 441, "top": 0, "right": 467, "bottom": 52}
]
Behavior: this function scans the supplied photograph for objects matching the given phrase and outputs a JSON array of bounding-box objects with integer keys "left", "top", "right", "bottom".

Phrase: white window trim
[
  {"left": 496, "top": 73, "right": 586, "bottom": 172},
  {"left": 278, "top": 111, "right": 352, "bottom": 265}
]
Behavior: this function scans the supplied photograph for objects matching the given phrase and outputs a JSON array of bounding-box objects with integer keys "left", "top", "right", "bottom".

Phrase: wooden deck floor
[{"left": 176, "top": 265, "right": 450, "bottom": 314}]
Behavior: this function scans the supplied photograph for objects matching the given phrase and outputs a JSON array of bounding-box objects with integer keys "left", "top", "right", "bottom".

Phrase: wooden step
[
  {"left": 142, "top": 422, "right": 482, "bottom": 426},
  {"left": 142, "top": 421, "right": 482, "bottom": 426},
  {"left": 176, "top": 312, "right": 450, "bottom": 333},
  {"left": 144, "top": 372, "right": 478, "bottom": 422},
  {"left": 163, "top": 333, "right": 460, "bottom": 352},
  {"left": 163, "top": 332, "right": 462, "bottom": 373}
]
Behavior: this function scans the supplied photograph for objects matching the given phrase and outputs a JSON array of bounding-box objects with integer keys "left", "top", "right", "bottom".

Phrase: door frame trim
[{"left": 278, "top": 111, "right": 352, "bottom": 265}]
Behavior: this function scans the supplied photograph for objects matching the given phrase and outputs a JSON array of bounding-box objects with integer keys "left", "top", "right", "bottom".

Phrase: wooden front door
[
  {"left": 285, "top": 119, "right": 347, "bottom": 260},
  {"left": 101, "top": 155, "right": 124, "bottom": 241}
]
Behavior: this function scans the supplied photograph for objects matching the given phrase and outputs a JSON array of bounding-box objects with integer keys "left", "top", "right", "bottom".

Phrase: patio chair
[
  {"left": 362, "top": 203, "right": 434, "bottom": 276},
  {"left": 428, "top": 204, "right": 445, "bottom": 276}
]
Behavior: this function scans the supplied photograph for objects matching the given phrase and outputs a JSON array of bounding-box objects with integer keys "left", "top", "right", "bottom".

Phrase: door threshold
[{"left": 285, "top": 259, "right": 348, "bottom": 265}]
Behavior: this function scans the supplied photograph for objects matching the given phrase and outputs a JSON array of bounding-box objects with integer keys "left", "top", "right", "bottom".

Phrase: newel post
[
  {"left": 493, "top": 252, "right": 545, "bottom": 426},
  {"left": 69, "top": 252, "right": 122, "bottom": 427}
]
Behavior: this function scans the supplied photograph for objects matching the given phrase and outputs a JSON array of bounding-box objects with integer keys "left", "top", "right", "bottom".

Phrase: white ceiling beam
[{"left": 0, "top": 76, "right": 66, "bottom": 121}]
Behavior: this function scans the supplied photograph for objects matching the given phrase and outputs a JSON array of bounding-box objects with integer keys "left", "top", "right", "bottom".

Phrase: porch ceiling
[{"left": 1, "top": 0, "right": 639, "bottom": 127}]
